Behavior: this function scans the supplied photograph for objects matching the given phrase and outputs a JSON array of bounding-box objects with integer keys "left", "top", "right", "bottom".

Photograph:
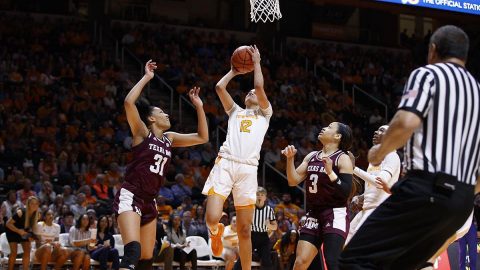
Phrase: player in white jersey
[
  {"left": 202, "top": 45, "right": 272, "bottom": 270},
  {"left": 345, "top": 125, "right": 401, "bottom": 245},
  {"left": 33, "top": 209, "right": 69, "bottom": 270}
]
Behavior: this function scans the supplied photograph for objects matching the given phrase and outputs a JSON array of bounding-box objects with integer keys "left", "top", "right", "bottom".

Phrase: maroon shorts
[
  {"left": 113, "top": 188, "right": 157, "bottom": 226},
  {"left": 299, "top": 207, "right": 349, "bottom": 248}
]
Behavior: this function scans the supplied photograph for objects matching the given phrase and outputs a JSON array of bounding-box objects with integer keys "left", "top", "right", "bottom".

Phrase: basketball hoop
[{"left": 250, "top": 0, "right": 282, "bottom": 23}]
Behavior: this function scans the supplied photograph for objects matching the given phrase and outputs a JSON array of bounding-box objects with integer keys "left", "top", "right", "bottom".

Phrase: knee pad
[
  {"left": 137, "top": 258, "right": 153, "bottom": 270},
  {"left": 119, "top": 241, "right": 141, "bottom": 270}
]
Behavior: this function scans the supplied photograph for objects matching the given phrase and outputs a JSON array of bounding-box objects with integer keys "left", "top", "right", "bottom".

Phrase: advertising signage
[{"left": 376, "top": 0, "right": 480, "bottom": 15}]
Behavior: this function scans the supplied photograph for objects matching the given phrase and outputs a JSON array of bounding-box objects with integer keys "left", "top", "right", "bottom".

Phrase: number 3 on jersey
[
  {"left": 309, "top": 174, "right": 318, "bottom": 194},
  {"left": 150, "top": 154, "right": 168, "bottom": 175},
  {"left": 240, "top": 120, "right": 252, "bottom": 133}
]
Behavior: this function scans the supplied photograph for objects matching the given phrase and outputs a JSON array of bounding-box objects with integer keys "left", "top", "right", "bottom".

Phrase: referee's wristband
[{"left": 328, "top": 171, "right": 338, "bottom": 181}]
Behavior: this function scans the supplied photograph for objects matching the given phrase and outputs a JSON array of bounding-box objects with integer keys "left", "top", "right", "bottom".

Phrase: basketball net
[{"left": 250, "top": 0, "right": 282, "bottom": 23}]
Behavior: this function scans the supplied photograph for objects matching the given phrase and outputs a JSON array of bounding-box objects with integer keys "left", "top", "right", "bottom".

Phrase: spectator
[
  {"left": 90, "top": 215, "right": 120, "bottom": 270},
  {"left": 71, "top": 193, "right": 87, "bottom": 219},
  {"left": 192, "top": 205, "right": 208, "bottom": 241},
  {"left": 17, "top": 178, "right": 37, "bottom": 205},
  {"left": 33, "top": 209, "right": 69, "bottom": 270},
  {"left": 182, "top": 211, "right": 198, "bottom": 237},
  {"left": 62, "top": 185, "right": 76, "bottom": 206},
  {"left": 106, "top": 163, "right": 122, "bottom": 196},
  {"left": 38, "top": 180, "right": 56, "bottom": 205},
  {"left": 157, "top": 195, "right": 173, "bottom": 221},
  {"left": 154, "top": 216, "right": 174, "bottom": 270},
  {"left": 60, "top": 211, "right": 75, "bottom": 234},
  {"left": 222, "top": 215, "right": 239, "bottom": 270},
  {"left": 274, "top": 193, "right": 301, "bottom": 225},
  {"left": 273, "top": 230, "right": 299, "bottom": 270},
  {"left": 171, "top": 174, "right": 192, "bottom": 207},
  {"left": 177, "top": 196, "right": 194, "bottom": 215},
  {"left": 159, "top": 186, "right": 175, "bottom": 205},
  {"left": 68, "top": 214, "right": 93, "bottom": 270},
  {"left": 5, "top": 196, "right": 39, "bottom": 270},
  {"left": 1, "top": 190, "right": 23, "bottom": 219},
  {"left": 92, "top": 174, "right": 109, "bottom": 200},
  {"left": 49, "top": 194, "right": 65, "bottom": 215},
  {"left": 86, "top": 209, "right": 97, "bottom": 229},
  {"left": 82, "top": 185, "right": 97, "bottom": 205},
  {"left": 166, "top": 214, "right": 198, "bottom": 270}
]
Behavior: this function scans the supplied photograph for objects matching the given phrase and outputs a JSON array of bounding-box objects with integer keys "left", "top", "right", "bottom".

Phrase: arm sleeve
[
  {"left": 397, "top": 67, "right": 435, "bottom": 119},
  {"left": 353, "top": 167, "right": 378, "bottom": 186},
  {"left": 226, "top": 103, "right": 239, "bottom": 116},
  {"left": 378, "top": 153, "right": 401, "bottom": 186},
  {"left": 335, "top": 173, "right": 353, "bottom": 198},
  {"left": 259, "top": 103, "right": 273, "bottom": 121}
]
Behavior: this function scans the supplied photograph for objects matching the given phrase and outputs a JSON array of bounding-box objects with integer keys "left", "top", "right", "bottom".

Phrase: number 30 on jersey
[{"left": 150, "top": 154, "right": 168, "bottom": 175}]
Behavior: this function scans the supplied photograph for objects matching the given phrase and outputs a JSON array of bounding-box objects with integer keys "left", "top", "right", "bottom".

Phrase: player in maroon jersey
[
  {"left": 114, "top": 60, "right": 208, "bottom": 270},
  {"left": 282, "top": 122, "right": 354, "bottom": 270}
]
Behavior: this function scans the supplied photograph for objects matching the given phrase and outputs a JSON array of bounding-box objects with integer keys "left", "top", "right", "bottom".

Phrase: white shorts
[
  {"left": 455, "top": 210, "right": 474, "bottom": 240},
  {"left": 202, "top": 157, "right": 258, "bottom": 207},
  {"left": 345, "top": 208, "right": 376, "bottom": 245}
]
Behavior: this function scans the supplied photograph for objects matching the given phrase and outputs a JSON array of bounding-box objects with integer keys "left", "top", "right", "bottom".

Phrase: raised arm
[
  {"left": 124, "top": 60, "right": 156, "bottom": 141},
  {"left": 281, "top": 146, "right": 314, "bottom": 186},
  {"left": 248, "top": 45, "right": 269, "bottom": 109},
  {"left": 215, "top": 69, "right": 237, "bottom": 113},
  {"left": 166, "top": 87, "right": 209, "bottom": 147}
]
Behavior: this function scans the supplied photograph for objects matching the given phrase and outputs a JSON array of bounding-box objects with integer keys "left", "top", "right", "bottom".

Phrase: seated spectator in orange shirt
[
  {"left": 274, "top": 193, "right": 300, "bottom": 225},
  {"left": 81, "top": 185, "right": 97, "bottom": 205},
  {"left": 92, "top": 174, "right": 109, "bottom": 200},
  {"left": 156, "top": 195, "right": 173, "bottom": 221}
]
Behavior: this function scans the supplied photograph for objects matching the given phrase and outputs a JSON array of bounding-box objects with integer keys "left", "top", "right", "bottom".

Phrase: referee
[
  {"left": 234, "top": 186, "right": 277, "bottom": 270},
  {"left": 339, "top": 25, "right": 480, "bottom": 270}
]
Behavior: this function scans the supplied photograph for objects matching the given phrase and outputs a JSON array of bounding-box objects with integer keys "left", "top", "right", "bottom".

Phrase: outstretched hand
[
  {"left": 188, "top": 87, "right": 203, "bottom": 108},
  {"left": 375, "top": 177, "right": 392, "bottom": 194},
  {"left": 145, "top": 60, "right": 157, "bottom": 80}
]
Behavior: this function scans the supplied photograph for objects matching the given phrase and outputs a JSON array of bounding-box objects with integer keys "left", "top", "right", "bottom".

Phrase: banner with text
[{"left": 376, "top": 0, "right": 480, "bottom": 15}]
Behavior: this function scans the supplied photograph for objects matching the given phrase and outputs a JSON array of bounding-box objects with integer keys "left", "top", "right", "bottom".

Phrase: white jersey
[
  {"left": 218, "top": 103, "right": 273, "bottom": 166},
  {"left": 360, "top": 151, "right": 401, "bottom": 209},
  {"left": 33, "top": 221, "right": 61, "bottom": 244}
]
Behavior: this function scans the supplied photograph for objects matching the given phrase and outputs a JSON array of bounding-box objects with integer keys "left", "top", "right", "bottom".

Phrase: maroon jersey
[
  {"left": 305, "top": 150, "right": 348, "bottom": 210},
  {"left": 122, "top": 132, "right": 172, "bottom": 200}
]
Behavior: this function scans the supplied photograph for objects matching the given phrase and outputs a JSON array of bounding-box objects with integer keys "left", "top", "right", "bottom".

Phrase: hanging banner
[{"left": 376, "top": 0, "right": 480, "bottom": 15}]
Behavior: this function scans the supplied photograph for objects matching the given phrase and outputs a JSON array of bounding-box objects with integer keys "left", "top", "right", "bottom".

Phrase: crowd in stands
[
  {"left": 0, "top": 13, "right": 309, "bottom": 269},
  {"left": 1, "top": 11, "right": 458, "bottom": 270}
]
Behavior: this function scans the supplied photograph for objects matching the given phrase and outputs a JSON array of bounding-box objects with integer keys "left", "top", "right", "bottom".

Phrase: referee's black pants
[
  {"left": 234, "top": 231, "right": 274, "bottom": 270},
  {"left": 339, "top": 170, "right": 474, "bottom": 270}
]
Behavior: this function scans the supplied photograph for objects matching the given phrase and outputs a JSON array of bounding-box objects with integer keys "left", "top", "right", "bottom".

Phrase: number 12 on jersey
[
  {"left": 150, "top": 154, "right": 168, "bottom": 175},
  {"left": 240, "top": 120, "right": 252, "bottom": 133}
]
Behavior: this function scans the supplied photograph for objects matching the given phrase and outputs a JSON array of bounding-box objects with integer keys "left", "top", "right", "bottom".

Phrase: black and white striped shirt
[
  {"left": 399, "top": 62, "right": 480, "bottom": 185},
  {"left": 251, "top": 204, "right": 275, "bottom": 233}
]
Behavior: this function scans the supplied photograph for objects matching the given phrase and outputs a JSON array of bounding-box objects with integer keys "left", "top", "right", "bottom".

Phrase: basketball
[{"left": 231, "top": 46, "right": 254, "bottom": 73}]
